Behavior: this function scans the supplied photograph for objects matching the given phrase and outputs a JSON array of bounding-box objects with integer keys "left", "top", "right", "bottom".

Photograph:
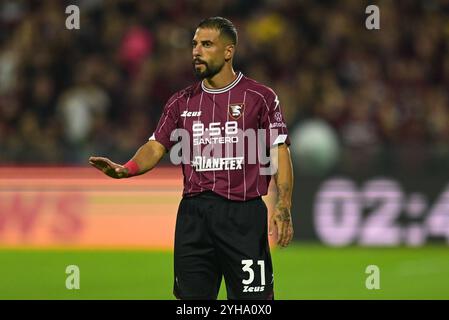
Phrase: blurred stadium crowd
[{"left": 0, "top": 0, "right": 448, "bottom": 174}]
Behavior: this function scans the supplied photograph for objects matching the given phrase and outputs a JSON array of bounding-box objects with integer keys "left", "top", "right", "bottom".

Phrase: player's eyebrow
[{"left": 192, "top": 39, "right": 214, "bottom": 46}]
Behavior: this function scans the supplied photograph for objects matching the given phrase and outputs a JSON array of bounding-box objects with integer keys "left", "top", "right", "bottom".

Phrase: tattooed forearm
[
  {"left": 275, "top": 205, "right": 291, "bottom": 221},
  {"left": 277, "top": 182, "right": 291, "bottom": 204},
  {"left": 272, "top": 144, "right": 293, "bottom": 209},
  {"left": 275, "top": 184, "right": 292, "bottom": 221}
]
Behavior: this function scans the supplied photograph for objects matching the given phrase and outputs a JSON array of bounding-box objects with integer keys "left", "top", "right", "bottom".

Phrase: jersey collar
[{"left": 201, "top": 72, "right": 243, "bottom": 94}]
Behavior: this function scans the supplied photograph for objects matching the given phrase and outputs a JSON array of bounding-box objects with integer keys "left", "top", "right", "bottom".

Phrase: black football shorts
[{"left": 173, "top": 190, "right": 274, "bottom": 300}]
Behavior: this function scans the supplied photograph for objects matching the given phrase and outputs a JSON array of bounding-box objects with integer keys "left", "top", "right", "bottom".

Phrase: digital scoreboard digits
[{"left": 314, "top": 178, "right": 449, "bottom": 246}]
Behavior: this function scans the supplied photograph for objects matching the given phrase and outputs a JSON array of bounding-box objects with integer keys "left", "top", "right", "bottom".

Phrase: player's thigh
[
  {"left": 173, "top": 249, "right": 222, "bottom": 300},
  {"left": 173, "top": 197, "right": 222, "bottom": 299},
  {"left": 214, "top": 198, "right": 274, "bottom": 300}
]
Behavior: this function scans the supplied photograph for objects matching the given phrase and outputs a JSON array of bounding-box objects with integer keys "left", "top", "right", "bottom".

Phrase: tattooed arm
[{"left": 269, "top": 144, "right": 294, "bottom": 247}]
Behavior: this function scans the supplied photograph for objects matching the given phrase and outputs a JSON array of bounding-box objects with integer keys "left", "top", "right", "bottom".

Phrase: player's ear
[{"left": 224, "top": 44, "right": 235, "bottom": 62}]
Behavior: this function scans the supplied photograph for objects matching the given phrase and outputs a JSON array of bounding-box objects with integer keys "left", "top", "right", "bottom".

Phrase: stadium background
[{"left": 1, "top": 0, "right": 448, "bottom": 299}]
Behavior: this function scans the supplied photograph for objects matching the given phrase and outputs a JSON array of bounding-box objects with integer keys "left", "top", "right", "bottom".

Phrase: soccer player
[{"left": 89, "top": 17, "right": 294, "bottom": 300}]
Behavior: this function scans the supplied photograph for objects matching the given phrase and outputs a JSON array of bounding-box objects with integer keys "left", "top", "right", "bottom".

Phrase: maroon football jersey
[{"left": 149, "top": 72, "right": 291, "bottom": 201}]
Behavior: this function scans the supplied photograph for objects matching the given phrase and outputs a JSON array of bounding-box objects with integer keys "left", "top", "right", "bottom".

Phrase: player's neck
[{"left": 203, "top": 68, "right": 237, "bottom": 90}]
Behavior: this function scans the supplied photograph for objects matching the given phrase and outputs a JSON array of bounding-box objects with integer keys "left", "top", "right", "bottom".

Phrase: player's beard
[{"left": 193, "top": 60, "right": 224, "bottom": 80}]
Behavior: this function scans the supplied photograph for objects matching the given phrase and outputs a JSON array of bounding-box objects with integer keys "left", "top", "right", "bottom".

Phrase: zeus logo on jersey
[
  {"left": 192, "top": 156, "right": 243, "bottom": 172},
  {"left": 181, "top": 110, "right": 202, "bottom": 117}
]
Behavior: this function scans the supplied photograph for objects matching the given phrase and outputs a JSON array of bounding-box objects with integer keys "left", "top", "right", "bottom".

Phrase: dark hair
[{"left": 197, "top": 17, "right": 238, "bottom": 45}]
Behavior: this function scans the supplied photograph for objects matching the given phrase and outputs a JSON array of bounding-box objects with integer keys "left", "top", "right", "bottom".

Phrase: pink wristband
[{"left": 123, "top": 160, "right": 139, "bottom": 177}]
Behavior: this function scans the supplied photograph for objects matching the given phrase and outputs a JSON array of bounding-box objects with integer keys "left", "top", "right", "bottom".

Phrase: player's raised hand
[
  {"left": 269, "top": 204, "right": 294, "bottom": 248},
  {"left": 88, "top": 156, "right": 129, "bottom": 179}
]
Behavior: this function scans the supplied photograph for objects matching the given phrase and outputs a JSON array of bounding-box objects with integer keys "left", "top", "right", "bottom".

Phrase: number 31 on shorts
[{"left": 241, "top": 259, "right": 266, "bottom": 293}]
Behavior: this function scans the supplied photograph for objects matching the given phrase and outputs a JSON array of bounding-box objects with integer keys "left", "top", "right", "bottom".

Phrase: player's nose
[
  {"left": 193, "top": 51, "right": 200, "bottom": 60},
  {"left": 192, "top": 46, "right": 202, "bottom": 57}
]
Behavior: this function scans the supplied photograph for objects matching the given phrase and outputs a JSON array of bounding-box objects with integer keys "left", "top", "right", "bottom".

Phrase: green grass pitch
[{"left": 1, "top": 244, "right": 448, "bottom": 299}]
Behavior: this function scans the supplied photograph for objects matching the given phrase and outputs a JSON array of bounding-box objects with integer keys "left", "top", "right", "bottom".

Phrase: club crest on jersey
[{"left": 228, "top": 103, "right": 245, "bottom": 120}]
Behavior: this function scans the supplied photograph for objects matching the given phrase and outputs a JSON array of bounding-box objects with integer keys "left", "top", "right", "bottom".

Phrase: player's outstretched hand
[
  {"left": 88, "top": 156, "right": 128, "bottom": 179},
  {"left": 269, "top": 203, "right": 294, "bottom": 248}
]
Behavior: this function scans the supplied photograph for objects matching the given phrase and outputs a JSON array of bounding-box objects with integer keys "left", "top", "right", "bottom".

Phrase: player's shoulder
[
  {"left": 242, "top": 75, "right": 277, "bottom": 100},
  {"left": 167, "top": 82, "right": 202, "bottom": 103}
]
